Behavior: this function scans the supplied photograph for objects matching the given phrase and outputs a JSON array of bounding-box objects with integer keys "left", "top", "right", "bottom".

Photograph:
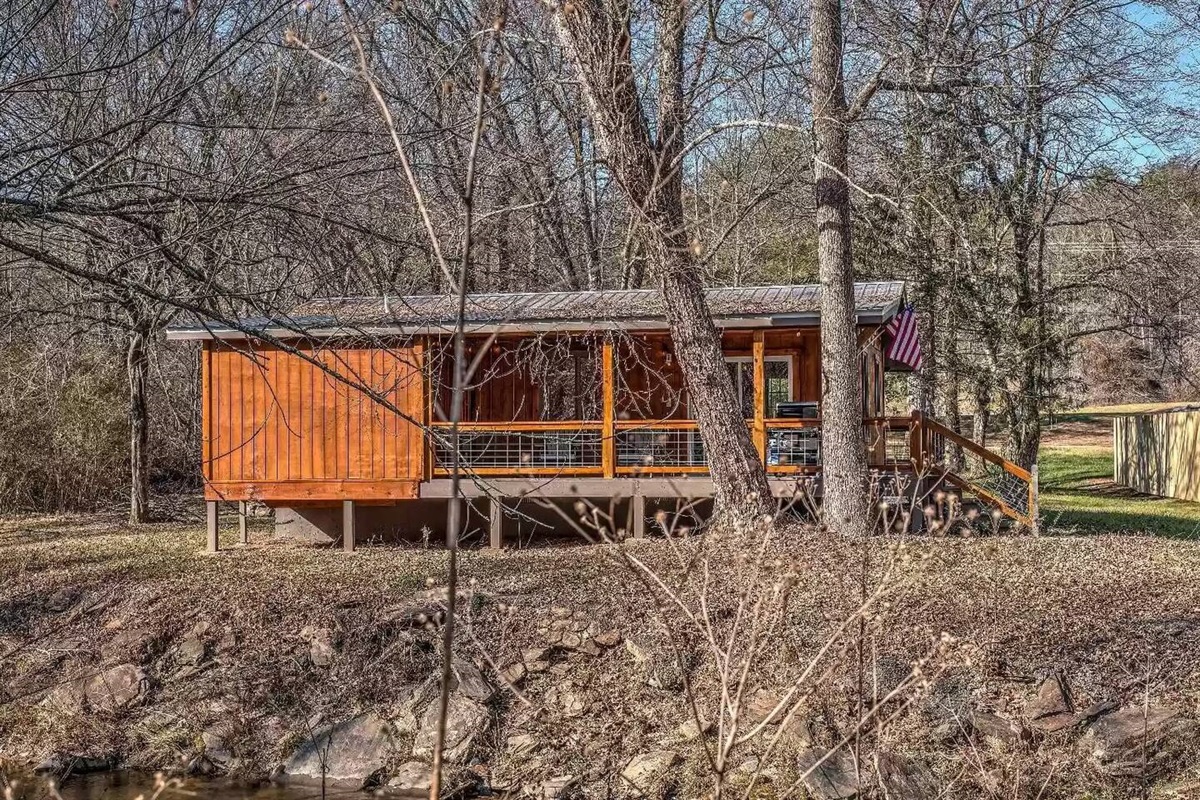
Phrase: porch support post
[
  {"left": 489, "top": 497, "right": 504, "bottom": 549},
  {"left": 342, "top": 499, "right": 356, "bottom": 553},
  {"left": 752, "top": 331, "right": 766, "bottom": 461},
  {"left": 1029, "top": 464, "right": 1040, "bottom": 535},
  {"left": 206, "top": 500, "right": 219, "bottom": 553},
  {"left": 238, "top": 500, "right": 249, "bottom": 545},
  {"left": 631, "top": 493, "right": 646, "bottom": 539},
  {"left": 602, "top": 339, "right": 615, "bottom": 479},
  {"left": 910, "top": 408, "right": 923, "bottom": 471}
]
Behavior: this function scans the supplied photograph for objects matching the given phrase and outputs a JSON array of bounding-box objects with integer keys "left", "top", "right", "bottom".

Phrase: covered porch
[{"left": 425, "top": 327, "right": 910, "bottom": 480}]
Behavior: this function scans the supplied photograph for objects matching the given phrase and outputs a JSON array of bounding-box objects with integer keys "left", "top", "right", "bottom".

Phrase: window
[{"left": 724, "top": 357, "right": 793, "bottom": 418}]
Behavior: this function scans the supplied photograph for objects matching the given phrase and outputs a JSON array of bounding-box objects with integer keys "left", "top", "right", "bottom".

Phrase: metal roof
[
  {"left": 1070, "top": 401, "right": 1200, "bottom": 416},
  {"left": 166, "top": 281, "right": 905, "bottom": 340}
]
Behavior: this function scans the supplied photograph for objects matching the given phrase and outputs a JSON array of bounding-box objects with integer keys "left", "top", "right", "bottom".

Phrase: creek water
[{"left": 4, "top": 771, "right": 375, "bottom": 800}]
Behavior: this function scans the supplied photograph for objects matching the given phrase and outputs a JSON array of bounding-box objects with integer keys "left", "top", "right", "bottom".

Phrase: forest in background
[{"left": 2, "top": 0, "right": 1200, "bottom": 514}]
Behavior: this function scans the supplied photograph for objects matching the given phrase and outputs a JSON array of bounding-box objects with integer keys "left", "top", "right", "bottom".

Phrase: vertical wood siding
[
  {"left": 203, "top": 342, "right": 425, "bottom": 498},
  {"left": 1114, "top": 411, "right": 1200, "bottom": 501}
]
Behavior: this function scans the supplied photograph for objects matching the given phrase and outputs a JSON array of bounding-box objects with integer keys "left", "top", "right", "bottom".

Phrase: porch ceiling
[{"left": 166, "top": 281, "right": 905, "bottom": 340}]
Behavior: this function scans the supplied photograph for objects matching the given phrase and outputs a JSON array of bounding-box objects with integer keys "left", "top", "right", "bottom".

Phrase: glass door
[{"left": 724, "top": 357, "right": 793, "bottom": 418}]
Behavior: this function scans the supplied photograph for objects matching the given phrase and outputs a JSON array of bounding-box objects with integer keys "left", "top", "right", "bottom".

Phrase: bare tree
[{"left": 543, "top": 0, "right": 773, "bottom": 516}]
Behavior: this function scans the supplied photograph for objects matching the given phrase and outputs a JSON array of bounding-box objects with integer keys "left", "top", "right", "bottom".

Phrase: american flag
[{"left": 886, "top": 303, "right": 923, "bottom": 369}]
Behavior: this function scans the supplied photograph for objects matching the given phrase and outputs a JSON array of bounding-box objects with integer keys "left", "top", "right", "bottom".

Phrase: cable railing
[
  {"left": 430, "top": 417, "right": 920, "bottom": 476},
  {"left": 915, "top": 414, "right": 1038, "bottom": 528},
  {"left": 427, "top": 413, "right": 1037, "bottom": 529}
]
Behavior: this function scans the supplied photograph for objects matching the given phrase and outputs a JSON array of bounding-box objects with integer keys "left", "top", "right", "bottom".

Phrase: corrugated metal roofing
[
  {"left": 166, "top": 281, "right": 905, "bottom": 339},
  {"left": 1071, "top": 401, "right": 1200, "bottom": 416}
]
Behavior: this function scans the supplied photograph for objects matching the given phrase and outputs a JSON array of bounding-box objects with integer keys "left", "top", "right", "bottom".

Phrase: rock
[
  {"left": 542, "top": 774, "right": 577, "bottom": 798},
  {"left": 215, "top": 629, "right": 238, "bottom": 655},
  {"left": 101, "top": 626, "right": 157, "bottom": 665},
  {"left": 545, "top": 684, "right": 585, "bottom": 718},
  {"left": 389, "top": 680, "right": 436, "bottom": 736},
  {"left": 621, "top": 750, "right": 680, "bottom": 793},
  {"left": 1088, "top": 706, "right": 1197, "bottom": 778},
  {"left": 624, "top": 637, "right": 650, "bottom": 664},
  {"left": 550, "top": 606, "right": 572, "bottom": 619},
  {"left": 572, "top": 638, "right": 601, "bottom": 657},
  {"left": 594, "top": 630, "right": 622, "bottom": 648},
  {"left": 177, "top": 627, "right": 207, "bottom": 666},
  {"left": 412, "top": 692, "right": 489, "bottom": 763},
  {"left": 387, "top": 761, "right": 433, "bottom": 794},
  {"left": 876, "top": 752, "right": 938, "bottom": 799},
  {"left": 47, "top": 663, "right": 147, "bottom": 713},
  {"left": 283, "top": 712, "right": 394, "bottom": 787},
  {"left": 46, "top": 588, "right": 79, "bottom": 613},
  {"left": 675, "top": 718, "right": 712, "bottom": 741},
  {"left": 506, "top": 733, "right": 537, "bottom": 757},
  {"left": 795, "top": 748, "right": 859, "bottom": 800},
  {"left": 34, "top": 752, "right": 116, "bottom": 776},
  {"left": 451, "top": 657, "right": 494, "bottom": 702},
  {"left": 742, "top": 689, "right": 813, "bottom": 745},
  {"left": 298, "top": 626, "right": 334, "bottom": 668},
  {"left": 498, "top": 662, "right": 528, "bottom": 688},
  {"left": 1026, "top": 673, "right": 1079, "bottom": 733},
  {"left": 523, "top": 647, "right": 552, "bottom": 672},
  {"left": 201, "top": 725, "right": 234, "bottom": 766},
  {"left": 969, "top": 711, "right": 1028, "bottom": 748}
]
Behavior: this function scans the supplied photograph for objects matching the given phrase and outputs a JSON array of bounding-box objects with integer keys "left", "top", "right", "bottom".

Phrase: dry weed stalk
[{"left": 544, "top": 484, "right": 961, "bottom": 799}]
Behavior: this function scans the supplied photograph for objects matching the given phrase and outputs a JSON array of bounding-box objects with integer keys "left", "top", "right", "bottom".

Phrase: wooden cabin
[{"left": 167, "top": 281, "right": 1037, "bottom": 549}]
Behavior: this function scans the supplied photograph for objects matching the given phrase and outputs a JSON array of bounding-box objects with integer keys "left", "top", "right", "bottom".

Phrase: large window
[{"left": 724, "top": 357, "right": 793, "bottom": 418}]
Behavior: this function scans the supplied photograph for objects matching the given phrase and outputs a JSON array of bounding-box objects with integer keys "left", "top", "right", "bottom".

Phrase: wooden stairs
[{"left": 911, "top": 412, "right": 1039, "bottom": 531}]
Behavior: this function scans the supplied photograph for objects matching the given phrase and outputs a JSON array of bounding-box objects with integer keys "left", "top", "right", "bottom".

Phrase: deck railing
[
  {"left": 428, "top": 412, "right": 1038, "bottom": 528},
  {"left": 430, "top": 417, "right": 919, "bottom": 477},
  {"left": 915, "top": 415, "right": 1037, "bottom": 527}
]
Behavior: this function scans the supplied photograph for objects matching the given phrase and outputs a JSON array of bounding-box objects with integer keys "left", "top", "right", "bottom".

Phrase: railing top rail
[
  {"left": 430, "top": 420, "right": 603, "bottom": 431},
  {"left": 920, "top": 414, "right": 1032, "bottom": 482}
]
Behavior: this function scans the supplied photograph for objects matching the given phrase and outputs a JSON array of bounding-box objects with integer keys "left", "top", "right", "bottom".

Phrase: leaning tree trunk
[
  {"left": 810, "top": 0, "right": 869, "bottom": 537},
  {"left": 127, "top": 324, "right": 151, "bottom": 524},
  {"left": 546, "top": 0, "right": 772, "bottom": 517}
]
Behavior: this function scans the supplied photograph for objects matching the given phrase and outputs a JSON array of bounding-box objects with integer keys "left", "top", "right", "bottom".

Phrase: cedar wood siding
[
  {"left": 199, "top": 326, "right": 885, "bottom": 502},
  {"left": 202, "top": 341, "right": 426, "bottom": 502}
]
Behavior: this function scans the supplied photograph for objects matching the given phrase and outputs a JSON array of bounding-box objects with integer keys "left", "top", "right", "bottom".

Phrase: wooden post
[
  {"left": 909, "top": 408, "right": 923, "bottom": 471},
  {"left": 238, "top": 500, "right": 249, "bottom": 545},
  {"left": 206, "top": 500, "right": 219, "bottom": 553},
  {"left": 489, "top": 498, "right": 504, "bottom": 549},
  {"left": 631, "top": 493, "right": 646, "bottom": 539},
  {"left": 602, "top": 339, "right": 615, "bottom": 478},
  {"left": 752, "top": 331, "right": 766, "bottom": 461},
  {"left": 201, "top": 343, "right": 212, "bottom": 485},
  {"left": 342, "top": 499, "right": 356, "bottom": 553},
  {"left": 1029, "top": 464, "right": 1040, "bottom": 535}
]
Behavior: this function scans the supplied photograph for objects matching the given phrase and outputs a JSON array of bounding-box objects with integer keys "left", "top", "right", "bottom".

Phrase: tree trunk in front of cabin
[
  {"left": 127, "top": 324, "right": 151, "bottom": 524},
  {"left": 810, "top": 0, "right": 869, "bottom": 537},
  {"left": 546, "top": 0, "right": 773, "bottom": 518},
  {"left": 655, "top": 229, "right": 772, "bottom": 513}
]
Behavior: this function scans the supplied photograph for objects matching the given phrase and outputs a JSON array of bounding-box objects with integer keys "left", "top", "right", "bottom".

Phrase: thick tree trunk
[
  {"left": 547, "top": 0, "right": 772, "bottom": 517},
  {"left": 127, "top": 325, "right": 151, "bottom": 524},
  {"left": 810, "top": 0, "right": 868, "bottom": 537},
  {"left": 1004, "top": 223, "right": 1043, "bottom": 470}
]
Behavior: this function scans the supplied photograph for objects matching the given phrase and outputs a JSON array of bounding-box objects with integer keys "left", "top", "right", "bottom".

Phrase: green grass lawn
[{"left": 1039, "top": 444, "right": 1200, "bottom": 538}]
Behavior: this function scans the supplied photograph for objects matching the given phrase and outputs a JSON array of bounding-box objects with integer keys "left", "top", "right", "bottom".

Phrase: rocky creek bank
[{"left": 5, "top": 583, "right": 1198, "bottom": 798}]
